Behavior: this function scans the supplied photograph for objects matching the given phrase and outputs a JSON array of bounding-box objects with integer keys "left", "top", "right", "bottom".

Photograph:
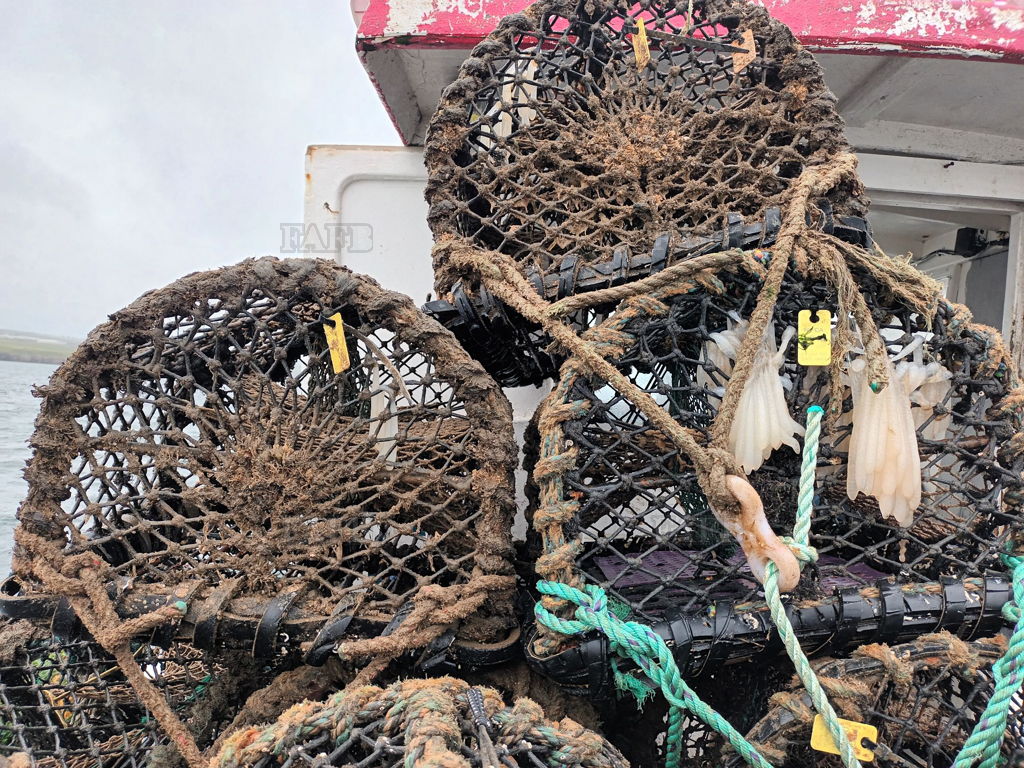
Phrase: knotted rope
[
  {"left": 535, "top": 581, "right": 773, "bottom": 768},
  {"left": 535, "top": 406, "right": 861, "bottom": 768},
  {"left": 436, "top": 153, "right": 941, "bottom": 539},
  {"left": 761, "top": 406, "right": 861, "bottom": 768},
  {"left": 212, "top": 677, "right": 627, "bottom": 768}
]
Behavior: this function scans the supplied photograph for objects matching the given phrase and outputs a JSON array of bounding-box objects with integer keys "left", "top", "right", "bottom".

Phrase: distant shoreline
[
  {"left": 0, "top": 330, "right": 77, "bottom": 366},
  {"left": 0, "top": 354, "right": 65, "bottom": 366}
]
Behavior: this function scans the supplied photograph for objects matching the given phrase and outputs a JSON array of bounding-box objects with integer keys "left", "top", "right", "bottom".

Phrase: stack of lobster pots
[{"left": 0, "top": 1, "right": 1021, "bottom": 767}]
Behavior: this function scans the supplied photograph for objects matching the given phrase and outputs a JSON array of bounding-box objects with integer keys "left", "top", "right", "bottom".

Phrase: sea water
[{"left": 0, "top": 360, "right": 56, "bottom": 572}]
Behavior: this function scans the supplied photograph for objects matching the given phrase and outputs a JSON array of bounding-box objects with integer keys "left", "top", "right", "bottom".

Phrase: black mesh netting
[
  {"left": 426, "top": 0, "right": 862, "bottom": 293},
  {"left": 527, "top": 261, "right": 1024, "bottom": 654},
  {"left": 10, "top": 258, "right": 517, "bottom": 659},
  {"left": 0, "top": 618, "right": 280, "bottom": 768},
  {"left": 734, "top": 635, "right": 1024, "bottom": 767},
  {"left": 423, "top": 0, "right": 869, "bottom": 386},
  {"left": 211, "top": 677, "right": 628, "bottom": 768}
]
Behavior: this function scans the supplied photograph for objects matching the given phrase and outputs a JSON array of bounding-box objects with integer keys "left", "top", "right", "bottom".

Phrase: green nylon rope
[
  {"left": 761, "top": 405, "right": 861, "bottom": 768},
  {"left": 952, "top": 550, "right": 1024, "bottom": 768},
  {"left": 536, "top": 405, "right": 1023, "bottom": 767},
  {"left": 535, "top": 580, "right": 773, "bottom": 768}
]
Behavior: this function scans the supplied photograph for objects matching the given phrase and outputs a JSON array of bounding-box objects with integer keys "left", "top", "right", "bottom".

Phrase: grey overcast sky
[{"left": 0, "top": 1, "right": 400, "bottom": 340}]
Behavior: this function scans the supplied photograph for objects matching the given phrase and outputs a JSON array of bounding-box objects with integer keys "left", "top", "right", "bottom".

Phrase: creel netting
[
  {"left": 527, "top": 257, "right": 1024, "bottom": 653},
  {"left": 734, "top": 634, "right": 1024, "bottom": 767},
  {"left": 211, "top": 677, "right": 629, "bottom": 768},
  {"left": 0, "top": 618, "right": 284, "bottom": 768},
  {"left": 423, "top": 0, "right": 868, "bottom": 386},
  {"left": 10, "top": 257, "right": 517, "bottom": 662}
]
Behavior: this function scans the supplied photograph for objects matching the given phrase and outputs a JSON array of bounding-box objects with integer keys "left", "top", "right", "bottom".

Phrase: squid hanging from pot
[
  {"left": 845, "top": 333, "right": 952, "bottom": 527},
  {"left": 905, "top": 341, "right": 953, "bottom": 441},
  {"left": 689, "top": 314, "right": 804, "bottom": 591},
  {"left": 698, "top": 313, "right": 804, "bottom": 474}
]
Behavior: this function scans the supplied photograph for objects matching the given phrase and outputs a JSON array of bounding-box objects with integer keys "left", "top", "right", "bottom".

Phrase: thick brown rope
[
  {"left": 438, "top": 153, "right": 922, "bottom": 519},
  {"left": 336, "top": 575, "right": 515, "bottom": 684},
  {"left": 543, "top": 248, "right": 756, "bottom": 318},
  {"left": 15, "top": 529, "right": 206, "bottom": 768},
  {"left": 442, "top": 242, "right": 746, "bottom": 512},
  {"left": 212, "top": 677, "right": 626, "bottom": 768}
]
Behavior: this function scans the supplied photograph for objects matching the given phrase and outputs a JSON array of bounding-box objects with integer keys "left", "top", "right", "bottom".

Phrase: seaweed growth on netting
[
  {"left": 12, "top": 258, "right": 516, "bottom": 666},
  {"left": 423, "top": 0, "right": 868, "bottom": 385},
  {"left": 0, "top": 618, "right": 272, "bottom": 768},
  {"left": 527, "top": 259, "right": 1023, "bottom": 652},
  {"left": 736, "top": 634, "right": 1023, "bottom": 767},
  {"left": 212, "top": 677, "right": 628, "bottom": 768}
]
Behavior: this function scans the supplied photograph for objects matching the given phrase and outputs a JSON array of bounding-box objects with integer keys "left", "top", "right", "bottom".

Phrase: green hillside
[{"left": 0, "top": 330, "right": 78, "bottom": 365}]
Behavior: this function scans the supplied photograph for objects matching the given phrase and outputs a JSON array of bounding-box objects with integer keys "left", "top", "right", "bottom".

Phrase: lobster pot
[
  {"left": 212, "top": 677, "right": 628, "bottom": 768},
  {"left": 12, "top": 258, "right": 516, "bottom": 664},
  {"left": 0, "top": 618, "right": 276, "bottom": 768},
  {"left": 526, "top": 262, "right": 1024, "bottom": 670},
  {"left": 736, "top": 636, "right": 1023, "bottom": 767},
  {"left": 423, "top": 0, "right": 868, "bottom": 386}
]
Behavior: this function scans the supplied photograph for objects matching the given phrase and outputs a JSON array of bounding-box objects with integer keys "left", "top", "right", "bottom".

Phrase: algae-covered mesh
[
  {"left": 212, "top": 677, "right": 628, "bottom": 768},
  {"left": 423, "top": 0, "right": 867, "bottom": 385},
  {"left": 0, "top": 618, "right": 275, "bottom": 768},
  {"left": 735, "top": 635, "right": 1023, "bottom": 767},
  {"left": 12, "top": 258, "right": 516, "bottom": 661},
  {"left": 527, "top": 261, "right": 1023, "bottom": 654},
  {"left": 427, "top": 0, "right": 861, "bottom": 292}
]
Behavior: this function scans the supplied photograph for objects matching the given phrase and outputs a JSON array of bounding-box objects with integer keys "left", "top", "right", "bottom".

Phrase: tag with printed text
[
  {"left": 810, "top": 715, "right": 877, "bottom": 762},
  {"left": 797, "top": 309, "right": 832, "bottom": 366},
  {"left": 323, "top": 312, "right": 350, "bottom": 374}
]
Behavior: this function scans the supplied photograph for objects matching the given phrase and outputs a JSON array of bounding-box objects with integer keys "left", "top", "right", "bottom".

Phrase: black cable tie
[
  {"left": 662, "top": 613, "right": 694, "bottom": 678},
  {"left": 939, "top": 577, "right": 968, "bottom": 635},
  {"left": 467, "top": 687, "right": 501, "bottom": 768},
  {"left": 51, "top": 597, "right": 80, "bottom": 641},
  {"left": 191, "top": 579, "right": 240, "bottom": 651},
  {"left": 558, "top": 255, "right": 578, "bottom": 299},
  {"left": 582, "top": 635, "right": 613, "bottom": 700},
  {"left": 467, "top": 687, "right": 491, "bottom": 729},
  {"left": 726, "top": 212, "right": 744, "bottom": 248},
  {"left": 975, "top": 576, "right": 1011, "bottom": 640},
  {"left": 700, "top": 600, "right": 736, "bottom": 676},
  {"left": 418, "top": 628, "right": 457, "bottom": 673},
  {"left": 873, "top": 580, "right": 905, "bottom": 645},
  {"left": 152, "top": 581, "right": 203, "bottom": 649},
  {"left": 833, "top": 586, "right": 863, "bottom": 652},
  {"left": 253, "top": 585, "right": 305, "bottom": 658},
  {"left": 762, "top": 207, "right": 782, "bottom": 244},
  {"left": 304, "top": 611, "right": 354, "bottom": 667}
]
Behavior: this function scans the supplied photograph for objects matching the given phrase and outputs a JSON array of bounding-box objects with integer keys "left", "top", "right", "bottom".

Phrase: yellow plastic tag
[
  {"left": 732, "top": 28, "right": 756, "bottom": 72},
  {"left": 323, "top": 312, "right": 350, "bottom": 374},
  {"left": 633, "top": 18, "right": 651, "bottom": 70},
  {"left": 797, "top": 309, "right": 832, "bottom": 366},
  {"left": 810, "top": 715, "right": 877, "bottom": 762}
]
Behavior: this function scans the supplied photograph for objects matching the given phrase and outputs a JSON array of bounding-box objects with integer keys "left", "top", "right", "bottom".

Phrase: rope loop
[
  {"left": 781, "top": 536, "right": 818, "bottom": 567},
  {"left": 535, "top": 581, "right": 774, "bottom": 768}
]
